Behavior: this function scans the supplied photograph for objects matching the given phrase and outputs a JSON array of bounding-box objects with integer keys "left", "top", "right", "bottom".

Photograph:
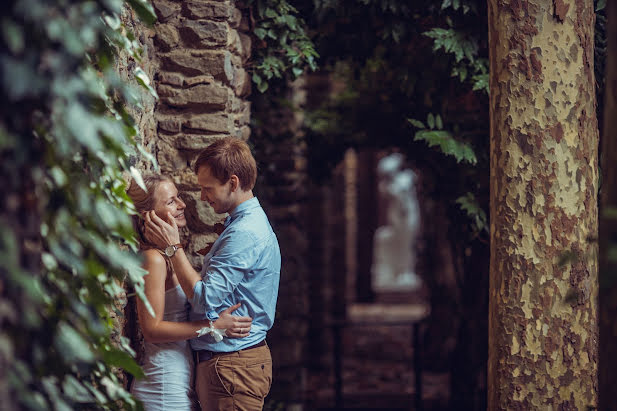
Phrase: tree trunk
[
  {"left": 487, "top": 0, "right": 599, "bottom": 409},
  {"left": 599, "top": 0, "right": 617, "bottom": 409}
]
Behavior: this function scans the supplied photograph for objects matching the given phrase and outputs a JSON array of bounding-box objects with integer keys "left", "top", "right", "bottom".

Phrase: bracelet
[{"left": 196, "top": 320, "right": 227, "bottom": 343}]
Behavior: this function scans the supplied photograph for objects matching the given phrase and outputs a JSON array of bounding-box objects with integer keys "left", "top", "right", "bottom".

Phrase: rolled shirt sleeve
[{"left": 191, "top": 229, "right": 257, "bottom": 315}]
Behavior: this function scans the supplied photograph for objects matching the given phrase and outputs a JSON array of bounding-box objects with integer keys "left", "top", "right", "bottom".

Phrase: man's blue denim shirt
[{"left": 189, "top": 197, "right": 281, "bottom": 352}]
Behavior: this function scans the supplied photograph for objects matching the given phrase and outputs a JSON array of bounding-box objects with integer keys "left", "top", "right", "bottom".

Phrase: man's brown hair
[{"left": 193, "top": 137, "right": 257, "bottom": 190}]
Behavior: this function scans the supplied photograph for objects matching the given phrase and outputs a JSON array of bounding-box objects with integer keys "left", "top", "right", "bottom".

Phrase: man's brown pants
[{"left": 196, "top": 344, "right": 272, "bottom": 411}]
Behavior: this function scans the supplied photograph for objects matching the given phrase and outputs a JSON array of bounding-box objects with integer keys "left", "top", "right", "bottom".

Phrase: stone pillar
[{"left": 152, "top": 0, "right": 252, "bottom": 268}]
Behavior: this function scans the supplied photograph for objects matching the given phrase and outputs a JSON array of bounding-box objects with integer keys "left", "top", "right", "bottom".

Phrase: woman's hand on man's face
[{"left": 144, "top": 210, "right": 181, "bottom": 248}]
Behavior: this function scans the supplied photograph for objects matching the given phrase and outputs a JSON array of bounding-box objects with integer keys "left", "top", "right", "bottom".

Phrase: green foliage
[
  {"left": 455, "top": 192, "right": 488, "bottom": 235},
  {"left": 424, "top": 25, "right": 488, "bottom": 93},
  {"left": 295, "top": 0, "right": 492, "bottom": 252},
  {"left": 0, "top": 0, "right": 157, "bottom": 409},
  {"left": 408, "top": 114, "right": 477, "bottom": 165},
  {"left": 249, "top": 0, "right": 318, "bottom": 92}
]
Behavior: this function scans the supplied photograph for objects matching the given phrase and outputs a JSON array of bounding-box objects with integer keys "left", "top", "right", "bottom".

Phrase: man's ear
[{"left": 230, "top": 175, "right": 239, "bottom": 192}]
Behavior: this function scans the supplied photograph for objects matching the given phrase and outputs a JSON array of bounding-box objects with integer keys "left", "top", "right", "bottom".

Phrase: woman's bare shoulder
[{"left": 142, "top": 248, "right": 166, "bottom": 266}]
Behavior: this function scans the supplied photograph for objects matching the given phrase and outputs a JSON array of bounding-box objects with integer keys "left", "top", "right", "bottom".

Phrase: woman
[{"left": 125, "top": 174, "right": 252, "bottom": 410}]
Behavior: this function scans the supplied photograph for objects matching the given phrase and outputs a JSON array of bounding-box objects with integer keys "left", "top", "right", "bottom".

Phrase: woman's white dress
[{"left": 131, "top": 284, "right": 194, "bottom": 410}]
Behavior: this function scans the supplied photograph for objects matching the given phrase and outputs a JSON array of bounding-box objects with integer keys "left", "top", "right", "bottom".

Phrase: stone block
[
  {"left": 152, "top": 0, "right": 180, "bottom": 21},
  {"left": 223, "top": 52, "right": 234, "bottom": 84},
  {"left": 230, "top": 94, "right": 248, "bottom": 112},
  {"left": 184, "top": 1, "right": 232, "bottom": 20},
  {"left": 230, "top": 7, "right": 242, "bottom": 28},
  {"left": 238, "top": 125, "right": 251, "bottom": 140},
  {"left": 183, "top": 190, "right": 227, "bottom": 227},
  {"left": 184, "top": 114, "right": 233, "bottom": 133},
  {"left": 233, "top": 67, "right": 250, "bottom": 97},
  {"left": 158, "top": 83, "right": 229, "bottom": 111},
  {"left": 157, "top": 139, "right": 187, "bottom": 173},
  {"left": 160, "top": 51, "right": 228, "bottom": 80},
  {"left": 180, "top": 191, "right": 226, "bottom": 233},
  {"left": 158, "top": 117, "right": 182, "bottom": 134},
  {"left": 184, "top": 75, "right": 215, "bottom": 87},
  {"left": 156, "top": 83, "right": 179, "bottom": 98},
  {"left": 179, "top": 20, "right": 228, "bottom": 47},
  {"left": 233, "top": 101, "right": 251, "bottom": 125},
  {"left": 154, "top": 24, "right": 179, "bottom": 51},
  {"left": 158, "top": 72, "right": 184, "bottom": 87},
  {"left": 161, "top": 133, "right": 227, "bottom": 151},
  {"left": 238, "top": 33, "right": 251, "bottom": 63}
]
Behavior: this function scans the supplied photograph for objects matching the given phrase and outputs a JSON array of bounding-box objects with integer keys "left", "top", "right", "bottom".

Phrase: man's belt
[{"left": 196, "top": 340, "right": 266, "bottom": 363}]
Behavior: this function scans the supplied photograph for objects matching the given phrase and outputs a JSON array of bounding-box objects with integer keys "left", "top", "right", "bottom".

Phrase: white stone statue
[{"left": 372, "top": 153, "right": 422, "bottom": 291}]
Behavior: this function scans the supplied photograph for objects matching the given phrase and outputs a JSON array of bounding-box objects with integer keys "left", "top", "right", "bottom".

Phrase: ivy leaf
[
  {"left": 414, "top": 129, "right": 477, "bottom": 165},
  {"left": 254, "top": 28, "right": 267, "bottom": 40},
  {"left": 134, "top": 67, "right": 158, "bottom": 98},
  {"left": 130, "top": 166, "right": 147, "bottom": 192},
  {"left": 62, "top": 375, "right": 94, "bottom": 402},
  {"left": 427, "top": 113, "right": 435, "bottom": 129},
  {"left": 456, "top": 193, "right": 488, "bottom": 233},
  {"left": 257, "top": 80, "right": 269, "bottom": 93},
  {"left": 137, "top": 143, "right": 159, "bottom": 171},
  {"left": 284, "top": 14, "right": 297, "bottom": 30},
  {"left": 101, "top": 347, "right": 145, "bottom": 379},
  {"left": 126, "top": 0, "right": 157, "bottom": 26},
  {"left": 54, "top": 322, "right": 95, "bottom": 363},
  {"left": 292, "top": 67, "right": 303, "bottom": 77},
  {"left": 407, "top": 118, "right": 425, "bottom": 129},
  {"left": 1, "top": 19, "right": 24, "bottom": 53}
]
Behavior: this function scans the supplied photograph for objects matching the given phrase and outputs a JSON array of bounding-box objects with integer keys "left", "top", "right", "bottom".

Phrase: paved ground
[{"left": 308, "top": 303, "right": 450, "bottom": 410}]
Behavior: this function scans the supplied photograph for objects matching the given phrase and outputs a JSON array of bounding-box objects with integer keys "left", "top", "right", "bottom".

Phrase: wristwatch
[{"left": 164, "top": 243, "right": 183, "bottom": 257}]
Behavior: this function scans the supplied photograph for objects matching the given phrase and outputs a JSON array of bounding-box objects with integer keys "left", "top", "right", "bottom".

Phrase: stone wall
[
  {"left": 151, "top": 0, "right": 253, "bottom": 268},
  {"left": 118, "top": 8, "right": 158, "bottom": 172}
]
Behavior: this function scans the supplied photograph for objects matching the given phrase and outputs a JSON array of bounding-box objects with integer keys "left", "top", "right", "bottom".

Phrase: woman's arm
[{"left": 136, "top": 250, "right": 252, "bottom": 344}]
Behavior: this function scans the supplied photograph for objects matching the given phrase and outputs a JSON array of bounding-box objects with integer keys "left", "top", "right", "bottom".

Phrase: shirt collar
[{"left": 225, "top": 197, "right": 259, "bottom": 226}]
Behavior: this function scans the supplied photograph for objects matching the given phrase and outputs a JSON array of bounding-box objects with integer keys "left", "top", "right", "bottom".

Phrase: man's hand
[
  {"left": 215, "top": 303, "right": 252, "bottom": 338},
  {"left": 144, "top": 210, "right": 181, "bottom": 248}
]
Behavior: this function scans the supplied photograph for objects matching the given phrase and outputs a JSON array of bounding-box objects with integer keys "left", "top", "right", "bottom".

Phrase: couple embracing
[{"left": 126, "top": 137, "right": 281, "bottom": 410}]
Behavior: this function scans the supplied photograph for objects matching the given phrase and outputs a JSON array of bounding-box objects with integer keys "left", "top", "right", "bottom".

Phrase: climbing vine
[
  {"left": 0, "top": 0, "right": 157, "bottom": 409},
  {"left": 249, "top": 0, "right": 318, "bottom": 92}
]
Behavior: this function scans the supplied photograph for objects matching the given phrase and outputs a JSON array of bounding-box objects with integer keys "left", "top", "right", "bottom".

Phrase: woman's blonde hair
[{"left": 126, "top": 174, "right": 172, "bottom": 249}]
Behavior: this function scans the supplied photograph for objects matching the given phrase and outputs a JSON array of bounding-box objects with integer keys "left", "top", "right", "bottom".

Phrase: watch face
[{"left": 164, "top": 245, "right": 174, "bottom": 257}]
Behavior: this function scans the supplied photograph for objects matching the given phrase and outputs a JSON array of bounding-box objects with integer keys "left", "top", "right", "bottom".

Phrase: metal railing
[{"left": 328, "top": 304, "right": 430, "bottom": 410}]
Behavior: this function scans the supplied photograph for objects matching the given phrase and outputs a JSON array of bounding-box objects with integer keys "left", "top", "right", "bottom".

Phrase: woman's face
[{"left": 152, "top": 180, "right": 187, "bottom": 227}]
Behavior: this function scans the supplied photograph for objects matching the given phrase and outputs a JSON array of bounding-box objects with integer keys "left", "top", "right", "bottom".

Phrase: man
[{"left": 145, "top": 137, "right": 281, "bottom": 411}]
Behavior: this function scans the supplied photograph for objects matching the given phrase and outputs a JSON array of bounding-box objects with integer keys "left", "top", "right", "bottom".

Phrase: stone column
[{"left": 152, "top": 0, "right": 253, "bottom": 267}]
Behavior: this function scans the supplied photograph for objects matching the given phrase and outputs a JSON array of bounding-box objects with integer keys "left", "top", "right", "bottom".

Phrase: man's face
[{"left": 197, "top": 165, "right": 233, "bottom": 214}]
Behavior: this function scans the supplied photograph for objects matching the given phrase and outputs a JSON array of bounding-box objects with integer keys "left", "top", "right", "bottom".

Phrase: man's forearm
[{"left": 170, "top": 249, "right": 201, "bottom": 300}]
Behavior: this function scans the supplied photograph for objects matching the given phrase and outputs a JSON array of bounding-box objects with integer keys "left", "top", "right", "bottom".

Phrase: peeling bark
[{"left": 488, "top": 0, "right": 599, "bottom": 409}]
